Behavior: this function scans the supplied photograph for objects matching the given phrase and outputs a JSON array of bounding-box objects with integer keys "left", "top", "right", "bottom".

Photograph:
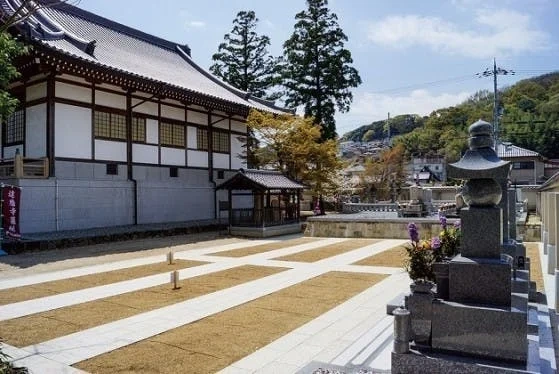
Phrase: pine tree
[
  {"left": 210, "top": 10, "right": 280, "bottom": 100},
  {"left": 282, "top": 0, "right": 361, "bottom": 141}
]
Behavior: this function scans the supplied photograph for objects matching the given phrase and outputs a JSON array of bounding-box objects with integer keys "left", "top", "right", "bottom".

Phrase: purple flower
[
  {"left": 439, "top": 215, "right": 447, "bottom": 230},
  {"left": 407, "top": 222, "right": 419, "bottom": 243},
  {"left": 454, "top": 220, "right": 461, "bottom": 229},
  {"left": 431, "top": 236, "right": 441, "bottom": 249}
]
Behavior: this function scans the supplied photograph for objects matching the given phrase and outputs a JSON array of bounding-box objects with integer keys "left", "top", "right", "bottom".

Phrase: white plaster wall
[
  {"left": 161, "top": 147, "right": 185, "bottom": 166},
  {"left": 188, "top": 150, "right": 208, "bottom": 167},
  {"left": 25, "top": 104, "right": 46, "bottom": 158},
  {"left": 187, "top": 126, "right": 197, "bottom": 148},
  {"left": 55, "top": 103, "right": 92, "bottom": 159},
  {"left": 231, "top": 135, "right": 246, "bottom": 170},
  {"left": 161, "top": 104, "right": 184, "bottom": 121},
  {"left": 95, "top": 90, "right": 126, "bottom": 109},
  {"left": 231, "top": 120, "right": 247, "bottom": 133},
  {"left": 213, "top": 153, "right": 229, "bottom": 169},
  {"left": 188, "top": 110, "right": 207, "bottom": 125},
  {"left": 133, "top": 144, "right": 158, "bottom": 164},
  {"left": 132, "top": 99, "right": 158, "bottom": 116},
  {"left": 4, "top": 145, "right": 22, "bottom": 158},
  {"left": 212, "top": 115, "right": 229, "bottom": 129},
  {"left": 56, "top": 82, "right": 91, "bottom": 103},
  {"left": 26, "top": 82, "right": 47, "bottom": 101},
  {"left": 95, "top": 140, "right": 126, "bottom": 162},
  {"left": 146, "top": 118, "right": 159, "bottom": 144}
]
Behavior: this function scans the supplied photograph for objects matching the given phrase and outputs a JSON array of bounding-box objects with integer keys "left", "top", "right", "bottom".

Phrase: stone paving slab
[{"left": 15, "top": 240, "right": 403, "bottom": 368}]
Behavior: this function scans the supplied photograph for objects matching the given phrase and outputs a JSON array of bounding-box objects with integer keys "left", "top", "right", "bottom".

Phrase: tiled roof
[
  {"left": 1, "top": 1, "right": 288, "bottom": 114},
  {"left": 217, "top": 169, "right": 305, "bottom": 190},
  {"left": 496, "top": 143, "right": 540, "bottom": 158}
]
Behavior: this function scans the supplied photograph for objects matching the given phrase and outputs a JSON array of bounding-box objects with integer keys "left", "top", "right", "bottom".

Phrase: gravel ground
[{"left": 0, "top": 231, "right": 243, "bottom": 279}]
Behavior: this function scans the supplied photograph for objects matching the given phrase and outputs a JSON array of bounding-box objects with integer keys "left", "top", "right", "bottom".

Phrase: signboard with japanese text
[{"left": 2, "top": 186, "right": 21, "bottom": 239}]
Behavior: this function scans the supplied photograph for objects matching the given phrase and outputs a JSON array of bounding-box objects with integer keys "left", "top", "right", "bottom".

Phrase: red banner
[{"left": 3, "top": 186, "right": 21, "bottom": 239}]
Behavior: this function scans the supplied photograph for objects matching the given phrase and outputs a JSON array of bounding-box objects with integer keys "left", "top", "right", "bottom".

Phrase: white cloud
[
  {"left": 187, "top": 21, "right": 206, "bottom": 28},
  {"left": 336, "top": 89, "right": 471, "bottom": 134},
  {"left": 367, "top": 9, "right": 549, "bottom": 58}
]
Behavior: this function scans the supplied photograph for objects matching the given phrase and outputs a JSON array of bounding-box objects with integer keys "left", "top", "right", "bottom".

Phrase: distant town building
[{"left": 496, "top": 143, "right": 545, "bottom": 185}]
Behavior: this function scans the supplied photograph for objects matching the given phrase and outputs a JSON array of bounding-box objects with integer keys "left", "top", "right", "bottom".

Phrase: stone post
[
  {"left": 543, "top": 193, "right": 548, "bottom": 255},
  {"left": 548, "top": 193, "right": 557, "bottom": 275},
  {"left": 393, "top": 307, "right": 411, "bottom": 354}
]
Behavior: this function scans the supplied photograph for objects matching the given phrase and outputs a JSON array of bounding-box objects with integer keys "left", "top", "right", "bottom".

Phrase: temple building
[{"left": 0, "top": 0, "right": 289, "bottom": 234}]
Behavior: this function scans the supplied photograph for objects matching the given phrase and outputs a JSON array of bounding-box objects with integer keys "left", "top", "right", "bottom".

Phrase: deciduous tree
[{"left": 246, "top": 109, "right": 342, "bottom": 200}]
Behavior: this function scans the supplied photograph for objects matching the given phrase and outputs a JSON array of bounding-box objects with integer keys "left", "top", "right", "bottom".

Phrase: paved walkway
[
  {"left": 1, "top": 235, "right": 407, "bottom": 373},
  {"left": 3, "top": 237, "right": 552, "bottom": 373}
]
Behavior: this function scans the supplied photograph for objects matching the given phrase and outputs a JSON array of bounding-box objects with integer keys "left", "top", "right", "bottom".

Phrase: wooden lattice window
[
  {"left": 132, "top": 116, "right": 146, "bottom": 142},
  {"left": 212, "top": 131, "right": 230, "bottom": 153},
  {"left": 94, "top": 110, "right": 126, "bottom": 140},
  {"left": 3, "top": 109, "right": 24, "bottom": 145},
  {"left": 160, "top": 122, "right": 185, "bottom": 147},
  {"left": 196, "top": 128, "right": 208, "bottom": 151}
]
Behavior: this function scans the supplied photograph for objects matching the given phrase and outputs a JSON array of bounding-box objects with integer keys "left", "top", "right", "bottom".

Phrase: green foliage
[
  {"left": 341, "top": 114, "right": 423, "bottom": 142},
  {"left": 246, "top": 109, "right": 342, "bottom": 196},
  {"left": 0, "top": 32, "right": 26, "bottom": 119},
  {"left": 210, "top": 11, "right": 280, "bottom": 100},
  {"left": 282, "top": 0, "right": 361, "bottom": 141}
]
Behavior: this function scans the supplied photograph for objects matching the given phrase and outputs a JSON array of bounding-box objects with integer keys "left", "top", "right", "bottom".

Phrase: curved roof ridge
[{"left": 43, "top": 0, "right": 188, "bottom": 52}]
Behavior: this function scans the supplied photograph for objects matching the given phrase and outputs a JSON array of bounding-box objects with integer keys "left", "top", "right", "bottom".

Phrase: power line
[
  {"left": 371, "top": 75, "right": 477, "bottom": 94},
  {"left": 476, "top": 59, "right": 514, "bottom": 148}
]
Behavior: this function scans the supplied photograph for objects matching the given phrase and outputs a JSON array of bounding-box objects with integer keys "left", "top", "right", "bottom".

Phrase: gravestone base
[
  {"left": 431, "top": 299, "right": 528, "bottom": 363},
  {"left": 392, "top": 346, "right": 534, "bottom": 374},
  {"left": 449, "top": 255, "right": 512, "bottom": 306}
]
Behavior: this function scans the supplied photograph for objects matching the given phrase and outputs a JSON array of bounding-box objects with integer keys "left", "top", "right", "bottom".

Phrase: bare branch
[{"left": 1, "top": 0, "right": 80, "bottom": 33}]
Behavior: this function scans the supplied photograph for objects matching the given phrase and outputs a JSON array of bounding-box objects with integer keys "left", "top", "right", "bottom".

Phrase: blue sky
[{"left": 78, "top": 0, "right": 558, "bottom": 136}]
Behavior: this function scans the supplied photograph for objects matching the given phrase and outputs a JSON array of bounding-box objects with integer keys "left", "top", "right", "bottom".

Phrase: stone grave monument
[{"left": 391, "top": 120, "right": 531, "bottom": 373}]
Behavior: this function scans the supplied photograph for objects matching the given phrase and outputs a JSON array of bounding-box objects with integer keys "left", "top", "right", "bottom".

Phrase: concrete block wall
[
  {"left": 9, "top": 162, "right": 230, "bottom": 234},
  {"left": 539, "top": 190, "right": 559, "bottom": 310}
]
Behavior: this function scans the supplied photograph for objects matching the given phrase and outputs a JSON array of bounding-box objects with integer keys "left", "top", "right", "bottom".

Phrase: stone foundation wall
[{"left": 304, "top": 216, "right": 452, "bottom": 239}]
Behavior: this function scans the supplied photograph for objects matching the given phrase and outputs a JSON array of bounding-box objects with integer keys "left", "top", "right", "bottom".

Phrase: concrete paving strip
[
  {"left": 15, "top": 240, "right": 402, "bottom": 368},
  {"left": 221, "top": 271, "right": 410, "bottom": 373},
  {"left": 1, "top": 343, "right": 87, "bottom": 374},
  {"left": 0, "top": 238, "right": 344, "bottom": 321},
  {"left": 0, "top": 239, "right": 278, "bottom": 290}
]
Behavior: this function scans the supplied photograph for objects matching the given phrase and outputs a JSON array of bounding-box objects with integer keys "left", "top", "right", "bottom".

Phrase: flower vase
[
  {"left": 406, "top": 280, "right": 434, "bottom": 346},
  {"left": 433, "top": 261, "right": 450, "bottom": 300}
]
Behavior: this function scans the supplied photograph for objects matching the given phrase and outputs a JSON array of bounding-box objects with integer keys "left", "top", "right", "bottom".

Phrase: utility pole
[{"left": 476, "top": 59, "right": 514, "bottom": 149}]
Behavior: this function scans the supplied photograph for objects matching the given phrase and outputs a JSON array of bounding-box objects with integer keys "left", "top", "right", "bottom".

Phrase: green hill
[{"left": 341, "top": 72, "right": 559, "bottom": 160}]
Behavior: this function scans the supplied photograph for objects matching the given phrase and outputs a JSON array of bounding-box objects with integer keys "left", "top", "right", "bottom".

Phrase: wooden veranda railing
[
  {"left": 0, "top": 155, "right": 49, "bottom": 178},
  {"left": 230, "top": 207, "right": 299, "bottom": 227}
]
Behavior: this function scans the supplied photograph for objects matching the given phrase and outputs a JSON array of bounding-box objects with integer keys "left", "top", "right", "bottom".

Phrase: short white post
[
  {"left": 167, "top": 250, "right": 174, "bottom": 265},
  {"left": 170, "top": 270, "right": 179, "bottom": 290}
]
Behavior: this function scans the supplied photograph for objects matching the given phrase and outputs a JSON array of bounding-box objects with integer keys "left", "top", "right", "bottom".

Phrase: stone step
[
  {"left": 528, "top": 306, "right": 539, "bottom": 335},
  {"left": 535, "top": 302, "right": 557, "bottom": 373}
]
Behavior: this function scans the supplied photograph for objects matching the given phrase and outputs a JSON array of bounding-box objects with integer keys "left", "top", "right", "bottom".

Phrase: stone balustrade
[{"left": 342, "top": 202, "right": 398, "bottom": 214}]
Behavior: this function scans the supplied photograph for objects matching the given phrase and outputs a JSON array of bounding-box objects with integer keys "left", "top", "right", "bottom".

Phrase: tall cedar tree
[
  {"left": 210, "top": 11, "right": 280, "bottom": 167},
  {"left": 282, "top": 0, "right": 361, "bottom": 141},
  {"left": 210, "top": 10, "right": 280, "bottom": 100}
]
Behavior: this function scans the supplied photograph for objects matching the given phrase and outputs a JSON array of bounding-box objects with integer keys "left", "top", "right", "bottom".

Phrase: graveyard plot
[
  {"left": 352, "top": 244, "right": 407, "bottom": 267},
  {"left": 74, "top": 271, "right": 388, "bottom": 374},
  {"left": 0, "top": 265, "right": 285, "bottom": 347},
  {"left": 272, "top": 239, "right": 379, "bottom": 262},
  {"left": 0, "top": 259, "right": 207, "bottom": 306},
  {"left": 525, "top": 242, "right": 544, "bottom": 292},
  {"left": 208, "top": 237, "right": 318, "bottom": 257}
]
